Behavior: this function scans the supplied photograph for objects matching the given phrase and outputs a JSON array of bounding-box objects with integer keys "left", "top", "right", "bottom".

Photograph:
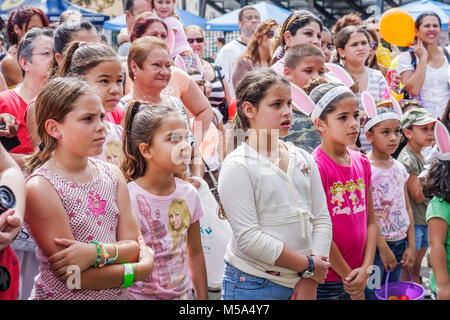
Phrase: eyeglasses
[
  {"left": 265, "top": 30, "right": 275, "bottom": 38},
  {"left": 242, "top": 15, "right": 260, "bottom": 21},
  {"left": 187, "top": 37, "right": 204, "bottom": 44},
  {"left": 370, "top": 42, "right": 378, "bottom": 50}
]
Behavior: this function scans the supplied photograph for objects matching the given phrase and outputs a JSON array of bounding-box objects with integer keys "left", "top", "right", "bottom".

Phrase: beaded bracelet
[{"left": 91, "top": 241, "right": 101, "bottom": 268}]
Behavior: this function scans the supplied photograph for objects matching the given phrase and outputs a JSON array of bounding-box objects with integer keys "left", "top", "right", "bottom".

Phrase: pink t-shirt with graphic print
[
  {"left": 127, "top": 177, "right": 204, "bottom": 300},
  {"left": 371, "top": 159, "right": 410, "bottom": 241},
  {"left": 312, "top": 147, "right": 372, "bottom": 282}
]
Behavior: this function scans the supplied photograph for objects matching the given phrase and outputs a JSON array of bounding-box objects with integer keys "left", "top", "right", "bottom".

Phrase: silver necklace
[{"left": 52, "top": 158, "right": 93, "bottom": 185}]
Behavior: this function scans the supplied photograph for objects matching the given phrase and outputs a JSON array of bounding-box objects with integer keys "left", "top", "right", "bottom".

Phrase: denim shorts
[
  {"left": 316, "top": 281, "right": 351, "bottom": 300},
  {"left": 414, "top": 225, "right": 429, "bottom": 250},
  {"left": 364, "top": 238, "right": 408, "bottom": 300},
  {"left": 222, "top": 262, "right": 293, "bottom": 300}
]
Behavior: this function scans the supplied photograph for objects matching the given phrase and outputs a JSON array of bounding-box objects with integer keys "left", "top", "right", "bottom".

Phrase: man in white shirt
[
  {"left": 118, "top": 0, "right": 153, "bottom": 57},
  {"left": 215, "top": 6, "right": 261, "bottom": 98}
]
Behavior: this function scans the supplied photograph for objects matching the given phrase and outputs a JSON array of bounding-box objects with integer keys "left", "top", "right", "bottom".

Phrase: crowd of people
[{"left": 0, "top": 0, "right": 449, "bottom": 301}]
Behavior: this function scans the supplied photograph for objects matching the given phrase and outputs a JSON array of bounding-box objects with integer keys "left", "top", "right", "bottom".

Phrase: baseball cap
[{"left": 401, "top": 108, "right": 436, "bottom": 129}]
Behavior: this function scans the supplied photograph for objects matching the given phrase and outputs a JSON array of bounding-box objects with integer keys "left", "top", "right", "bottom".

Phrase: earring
[{"left": 56, "top": 135, "right": 61, "bottom": 140}]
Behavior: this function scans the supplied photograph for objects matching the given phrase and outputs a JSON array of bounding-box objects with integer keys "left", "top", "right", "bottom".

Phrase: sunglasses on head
[
  {"left": 265, "top": 30, "right": 275, "bottom": 38},
  {"left": 187, "top": 37, "right": 204, "bottom": 44}
]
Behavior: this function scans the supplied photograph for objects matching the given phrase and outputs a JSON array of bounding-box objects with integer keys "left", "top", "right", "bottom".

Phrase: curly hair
[
  {"left": 331, "top": 12, "right": 363, "bottom": 42},
  {"left": 423, "top": 159, "right": 450, "bottom": 203}
]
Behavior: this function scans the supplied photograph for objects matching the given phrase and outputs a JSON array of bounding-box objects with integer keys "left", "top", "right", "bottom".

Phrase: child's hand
[
  {"left": 49, "top": 238, "right": 97, "bottom": 280},
  {"left": 135, "top": 236, "right": 154, "bottom": 281},
  {"left": 342, "top": 267, "right": 369, "bottom": 297},
  {"left": 0, "top": 209, "right": 23, "bottom": 251},
  {"left": 378, "top": 245, "right": 397, "bottom": 272},
  {"left": 400, "top": 246, "right": 415, "bottom": 272},
  {"left": 437, "top": 283, "right": 450, "bottom": 300},
  {"left": 350, "top": 291, "right": 365, "bottom": 300},
  {"left": 311, "top": 256, "right": 330, "bottom": 284},
  {"left": 290, "top": 278, "right": 318, "bottom": 300}
]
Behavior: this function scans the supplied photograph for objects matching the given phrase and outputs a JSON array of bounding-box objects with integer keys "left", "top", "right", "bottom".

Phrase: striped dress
[{"left": 207, "top": 63, "right": 227, "bottom": 121}]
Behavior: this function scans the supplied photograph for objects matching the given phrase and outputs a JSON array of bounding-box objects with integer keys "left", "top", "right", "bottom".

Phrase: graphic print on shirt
[
  {"left": 330, "top": 182, "right": 346, "bottom": 208},
  {"left": 105, "top": 140, "right": 125, "bottom": 167},
  {"left": 329, "top": 179, "right": 367, "bottom": 216},
  {"left": 356, "top": 178, "right": 366, "bottom": 201},
  {"left": 135, "top": 194, "right": 172, "bottom": 296},
  {"left": 372, "top": 171, "right": 409, "bottom": 238},
  {"left": 345, "top": 180, "right": 359, "bottom": 205},
  {"left": 167, "top": 199, "right": 191, "bottom": 298}
]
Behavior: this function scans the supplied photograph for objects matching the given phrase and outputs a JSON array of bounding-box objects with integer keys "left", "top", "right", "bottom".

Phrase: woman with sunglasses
[
  {"left": 231, "top": 19, "right": 279, "bottom": 93},
  {"left": 184, "top": 25, "right": 231, "bottom": 123}
]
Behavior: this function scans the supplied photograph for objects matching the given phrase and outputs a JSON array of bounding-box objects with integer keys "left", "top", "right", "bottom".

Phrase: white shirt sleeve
[
  {"left": 218, "top": 160, "right": 284, "bottom": 265},
  {"left": 308, "top": 159, "right": 333, "bottom": 257},
  {"left": 397, "top": 51, "right": 415, "bottom": 75}
]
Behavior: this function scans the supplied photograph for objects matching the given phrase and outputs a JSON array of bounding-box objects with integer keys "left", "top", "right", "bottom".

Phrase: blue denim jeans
[
  {"left": 414, "top": 225, "right": 429, "bottom": 250},
  {"left": 316, "top": 281, "right": 351, "bottom": 300},
  {"left": 222, "top": 262, "right": 293, "bottom": 300},
  {"left": 365, "top": 238, "right": 408, "bottom": 300}
]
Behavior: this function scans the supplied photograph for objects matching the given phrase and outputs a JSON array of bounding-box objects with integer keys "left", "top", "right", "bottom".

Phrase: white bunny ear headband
[
  {"left": 289, "top": 63, "right": 356, "bottom": 119},
  {"left": 362, "top": 90, "right": 402, "bottom": 131},
  {"left": 435, "top": 121, "right": 450, "bottom": 161}
]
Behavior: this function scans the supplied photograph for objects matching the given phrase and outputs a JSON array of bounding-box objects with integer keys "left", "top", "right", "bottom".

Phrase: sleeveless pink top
[{"left": 26, "top": 158, "right": 128, "bottom": 300}]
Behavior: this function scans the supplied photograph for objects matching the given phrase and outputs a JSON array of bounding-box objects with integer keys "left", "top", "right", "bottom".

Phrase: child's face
[
  {"left": 246, "top": 81, "right": 292, "bottom": 138},
  {"left": 338, "top": 32, "right": 370, "bottom": 66},
  {"left": 145, "top": 114, "right": 191, "bottom": 174},
  {"left": 321, "top": 31, "right": 332, "bottom": 62},
  {"left": 284, "top": 56, "right": 325, "bottom": 88},
  {"left": 57, "top": 92, "right": 106, "bottom": 157},
  {"left": 316, "top": 97, "right": 360, "bottom": 146},
  {"left": 366, "top": 119, "right": 402, "bottom": 155},
  {"left": 153, "top": 0, "right": 175, "bottom": 19},
  {"left": 85, "top": 60, "right": 123, "bottom": 113},
  {"left": 405, "top": 122, "right": 436, "bottom": 148}
]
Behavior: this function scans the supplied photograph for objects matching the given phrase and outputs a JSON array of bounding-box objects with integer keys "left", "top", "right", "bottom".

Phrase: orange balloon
[{"left": 379, "top": 8, "right": 415, "bottom": 47}]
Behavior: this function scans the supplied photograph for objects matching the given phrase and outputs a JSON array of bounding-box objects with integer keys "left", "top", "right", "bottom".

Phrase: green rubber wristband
[{"left": 122, "top": 263, "right": 135, "bottom": 288}]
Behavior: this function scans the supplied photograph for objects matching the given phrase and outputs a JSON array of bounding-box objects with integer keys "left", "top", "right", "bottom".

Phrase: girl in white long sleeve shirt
[{"left": 218, "top": 68, "right": 332, "bottom": 300}]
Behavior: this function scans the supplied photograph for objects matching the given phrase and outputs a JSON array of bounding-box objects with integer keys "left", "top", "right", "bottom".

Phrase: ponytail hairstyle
[
  {"left": 270, "top": 11, "right": 323, "bottom": 65},
  {"left": 55, "top": 41, "right": 119, "bottom": 78},
  {"left": 230, "top": 68, "right": 289, "bottom": 150},
  {"left": 26, "top": 77, "right": 96, "bottom": 174},
  {"left": 121, "top": 101, "right": 181, "bottom": 181}
]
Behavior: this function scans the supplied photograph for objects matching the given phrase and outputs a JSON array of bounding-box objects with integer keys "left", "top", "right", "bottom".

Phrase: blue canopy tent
[
  {"left": 205, "top": 1, "right": 291, "bottom": 31},
  {"left": 103, "top": 9, "right": 206, "bottom": 32},
  {"left": 399, "top": 0, "right": 450, "bottom": 31},
  {"left": 0, "top": 0, "right": 109, "bottom": 26}
]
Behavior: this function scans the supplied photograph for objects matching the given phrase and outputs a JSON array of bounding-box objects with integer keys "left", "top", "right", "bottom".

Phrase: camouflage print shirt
[{"left": 282, "top": 109, "right": 321, "bottom": 154}]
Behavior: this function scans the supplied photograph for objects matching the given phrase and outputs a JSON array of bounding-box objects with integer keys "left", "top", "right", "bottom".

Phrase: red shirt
[
  {"left": 0, "top": 246, "right": 20, "bottom": 300},
  {"left": 0, "top": 90, "right": 34, "bottom": 154}
]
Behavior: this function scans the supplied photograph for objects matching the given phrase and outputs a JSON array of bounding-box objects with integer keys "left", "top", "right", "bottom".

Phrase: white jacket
[{"left": 218, "top": 141, "right": 332, "bottom": 288}]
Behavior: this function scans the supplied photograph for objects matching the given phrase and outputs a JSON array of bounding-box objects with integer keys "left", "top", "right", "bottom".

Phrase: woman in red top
[{"left": 0, "top": 28, "right": 54, "bottom": 171}]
